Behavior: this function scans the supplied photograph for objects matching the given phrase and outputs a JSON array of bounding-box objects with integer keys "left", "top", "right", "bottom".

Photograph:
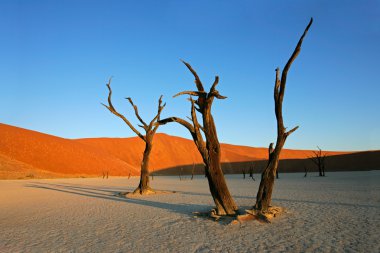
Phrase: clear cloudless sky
[{"left": 0, "top": 0, "right": 379, "bottom": 151}]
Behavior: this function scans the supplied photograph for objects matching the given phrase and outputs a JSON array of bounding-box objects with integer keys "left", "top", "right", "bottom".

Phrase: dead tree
[
  {"left": 250, "top": 163, "right": 255, "bottom": 181},
  {"left": 242, "top": 168, "right": 246, "bottom": 179},
  {"left": 159, "top": 61, "right": 238, "bottom": 215},
  {"left": 191, "top": 163, "right": 195, "bottom": 180},
  {"left": 309, "top": 146, "right": 327, "bottom": 176},
  {"left": 102, "top": 78, "right": 165, "bottom": 194},
  {"left": 179, "top": 167, "right": 183, "bottom": 181},
  {"left": 255, "top": 18, "right": 313, "bottom": 212},
  {"left": 304, "top": 166, "right": 308, "bottom": 177}
]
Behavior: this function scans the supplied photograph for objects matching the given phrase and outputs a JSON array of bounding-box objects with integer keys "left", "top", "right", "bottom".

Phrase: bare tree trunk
[
  {"left": 255, "top": 18, "right": 312, "bottom": 212},
  {"left": 134, "top": 140, "right": 153, "bottom": 194},
  {"left": 304, "top": 166, "right": 308, "bottom": 177},
  {"left": 203, "top": 144, "right": 237, "bottom": 215},
  {"left": 256, "top": 141, "right": 286, "bottom": 211},
  {"left": 322, "top": 163, "right": 325, "bottom": 176},
  {"left": 191, "top": 163, "right": 195, "bottom": 180}
]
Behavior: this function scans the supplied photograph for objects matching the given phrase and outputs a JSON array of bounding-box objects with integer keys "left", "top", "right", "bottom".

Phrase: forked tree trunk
[
  {"left": 255, "top": 18, "right": 312, "bottom": 212},
  {"left": 159, "top": 61, "right": 238, "bottom": 215},
  {"left": 256, "top": 141, "right": 285, "bottom": 211}
]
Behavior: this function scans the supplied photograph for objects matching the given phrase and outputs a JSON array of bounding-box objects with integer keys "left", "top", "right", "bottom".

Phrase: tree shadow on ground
[{"left": 26, "top": 182, "right": 210, "bottom": 216}]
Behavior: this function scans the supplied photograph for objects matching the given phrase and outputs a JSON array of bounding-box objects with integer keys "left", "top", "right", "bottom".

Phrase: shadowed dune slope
[{"left": 0, "top": 123, "right": 138, "bottom": 178}]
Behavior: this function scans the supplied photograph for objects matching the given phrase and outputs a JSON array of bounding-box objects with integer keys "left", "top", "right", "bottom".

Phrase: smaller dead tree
[
  {"left": 103, "top": 78, "right": 165, "bottom": 194},
  {"left": 191, "top": 163, "right": 195, "bottom": 180},
  {"left": 249, "top": 163, "right": 255, "bottom": 181},
  {"left": 255, "top": 18, "right": 313, "bottom": 213},
  {"left": 304, "top": 166, "right": 308, "bottom": 177},
  {"left": 242, "top": 168, "right": 246, "bottom": 179},
  {"left": 309, "top": 146, "right": 327, "bottom": 176}
]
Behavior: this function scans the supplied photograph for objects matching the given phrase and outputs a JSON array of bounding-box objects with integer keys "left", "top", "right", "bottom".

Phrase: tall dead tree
[
  {"left": 309, "top": 146, "right": 326, "bottom": 176},
  {"left": 255, "top": 18, "right": 313, "bottom": 212},
  {"left": 159, "top": 61, "right": 238, "bottom": 215},
  {"left": 102, "top": 78, "right": 165, "bottom": 194}
]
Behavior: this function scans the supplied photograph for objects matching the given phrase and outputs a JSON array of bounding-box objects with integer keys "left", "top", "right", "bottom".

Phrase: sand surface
[{"left": 1, "top": 171, "right": 379, "bottom": 252}]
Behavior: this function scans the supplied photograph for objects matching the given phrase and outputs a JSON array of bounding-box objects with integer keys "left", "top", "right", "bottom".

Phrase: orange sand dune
[
  {"left": 0, "top": 123, "right": 138, "bottom": 178},
  {"left": 77, "top": 134, "right": 350, "bottom": 172},
  {"left": 0, "top": 123, "right": 359, "bottom": 179},
  {"left": 0, "top": 153, "right": 69, "bottom": 179},
  {"left": 77, "top": 134, "right": 260, "bottom": 170}
]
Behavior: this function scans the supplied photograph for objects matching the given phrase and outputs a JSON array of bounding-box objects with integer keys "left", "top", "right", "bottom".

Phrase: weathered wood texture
[
  {"left": 103, "top": 79, "right": 165, "bottom": 194},
  {"left": 159, "top": 61, "right": 237, "bottom": 215},
  {"left": 255, "top": 18, "right": 313, "bottom": 212}
]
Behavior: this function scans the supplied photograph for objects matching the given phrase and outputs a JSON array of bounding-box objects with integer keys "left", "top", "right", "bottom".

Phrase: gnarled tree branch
[
  {"left": 126, "top": 97, "right": 148, "bottom": 130},
  {"left": 102, "top": 78, "right": 145, "bottom": 141},
  {"left": 181, "top": 59, "right": 205, "bottom": 92}
]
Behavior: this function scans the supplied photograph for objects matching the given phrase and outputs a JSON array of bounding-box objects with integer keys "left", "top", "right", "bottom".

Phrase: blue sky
[{"left": 0, "top": 0, "right": 379, "bottom": 151}]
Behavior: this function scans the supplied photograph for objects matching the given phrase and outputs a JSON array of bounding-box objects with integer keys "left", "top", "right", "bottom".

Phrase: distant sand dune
[
  {"left": 0, "top": 123, "right": 377, "bottom": 179},
  {"left": 0, "top": 123, "right": 138, "bottom": 179}
]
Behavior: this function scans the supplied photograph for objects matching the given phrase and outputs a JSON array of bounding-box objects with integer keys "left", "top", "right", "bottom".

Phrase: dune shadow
[{"left": 25, "top": 182, "right": 210, "bottom": 216}]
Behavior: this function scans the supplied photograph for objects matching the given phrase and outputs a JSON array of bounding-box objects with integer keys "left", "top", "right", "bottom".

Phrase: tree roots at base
[
  {"left": 116, "top": 189, "right": 176, "bottom": 198},
  {"left": 193, "top": 206, "right": 285, "bottom": 224}
]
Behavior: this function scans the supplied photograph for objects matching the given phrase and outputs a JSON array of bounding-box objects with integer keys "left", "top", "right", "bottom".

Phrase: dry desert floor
[{"left": 1, "top": 171, "right": 379, "bottom": 252}]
